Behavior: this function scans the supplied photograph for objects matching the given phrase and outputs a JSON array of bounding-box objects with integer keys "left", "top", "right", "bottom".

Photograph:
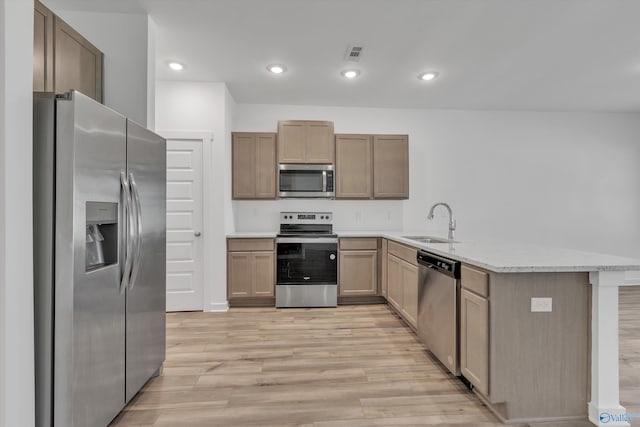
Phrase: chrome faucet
[{"left": 427, "top": 202, "right": 456, "bottom": 241}]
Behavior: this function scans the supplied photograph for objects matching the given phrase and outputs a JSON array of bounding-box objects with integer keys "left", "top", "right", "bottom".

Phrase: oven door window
[
  {"left": 277, "top": 242, "right": 337, "bottom": 284},
  {"left": 279, "top": 170, "right": 323, "bottom": 193}
]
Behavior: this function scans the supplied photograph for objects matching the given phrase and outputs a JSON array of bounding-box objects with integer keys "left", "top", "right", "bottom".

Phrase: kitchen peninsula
[{"left": 227, "top": 231, "right": 640, "bottom": 426}]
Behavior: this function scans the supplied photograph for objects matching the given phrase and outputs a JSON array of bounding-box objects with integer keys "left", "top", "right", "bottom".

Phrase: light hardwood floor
[{"left": 110, "top": 288, "right": 640, "bottom": 427}]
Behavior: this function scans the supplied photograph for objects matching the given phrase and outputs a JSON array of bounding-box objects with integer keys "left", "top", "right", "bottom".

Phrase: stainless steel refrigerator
[{"left": 34, "top": 91, "right": 166, "bottom": 427}]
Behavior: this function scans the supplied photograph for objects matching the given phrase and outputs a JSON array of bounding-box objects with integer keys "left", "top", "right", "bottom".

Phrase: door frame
[{"left": 158, "top": 130, "right": 213, "bottom": 312}]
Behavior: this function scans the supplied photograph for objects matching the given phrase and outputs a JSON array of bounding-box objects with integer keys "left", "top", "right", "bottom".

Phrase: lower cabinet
[
  {"left": 458, "top": 264, "right": 589, "bottom": 422},
  {"left": 227, "top": 239, "right": 275, "bottom": 302},
  {"left": 386, "top": 252, "right": 418, "bottom": 328},
  {"left": 339, "top": 238, "right": 378, "bottom": 297},
  {"left": 400, "top": 261, "right": 418, "bottom": 326},
  {"left": 460, "top": 264, "right": 490, "bottom": 396},
  {"left": 460, "top": 288, "right": 489, "bottom": 396},
  {"left": 380, "top": 239, "right": 388, "bottom": 297},
  {"left": 387, "top": 254, "right": 402, "bottom": 308}
]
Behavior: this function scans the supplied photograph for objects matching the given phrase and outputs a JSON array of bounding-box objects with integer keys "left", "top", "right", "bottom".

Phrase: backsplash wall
[{"left": 233, "top": 200, "right": 403, "bottom": 232}]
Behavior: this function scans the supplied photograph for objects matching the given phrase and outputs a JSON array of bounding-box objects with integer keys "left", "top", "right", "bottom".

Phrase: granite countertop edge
[{"left": 226, "top": 231, "right": 640, "bottom": 273}]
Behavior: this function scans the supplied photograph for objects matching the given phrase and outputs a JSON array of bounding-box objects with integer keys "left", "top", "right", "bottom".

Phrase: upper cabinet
[
  {"left": 335, "top": 134, "right": 372, "bottom": 199},
  {"left": 232, "top": 132, "right": 277, "bottom": 199},
  {"left": 34, "top": 1, "right": 54, "bottom": 92},
  {"left": 336, "top": 134, "right": 409, "bottom": 200},
  {"left": 278, "top": 120, "right": 334, "bottom": 164},
  {"left": 33, "top": 1, "right": 104, "bottom": 103},
  {"left": 373, "top": 135, "right": 409, "bottom": 198},
  {"left": 54, "top": 17, "right": 103, "bottom": 102}
]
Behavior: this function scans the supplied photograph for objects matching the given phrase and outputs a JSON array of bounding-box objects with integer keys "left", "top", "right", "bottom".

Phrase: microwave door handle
[{"left": 322, "top": 170, "right": 327, "bottom": 192}]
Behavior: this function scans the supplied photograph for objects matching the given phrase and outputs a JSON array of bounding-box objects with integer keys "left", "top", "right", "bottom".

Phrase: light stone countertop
[{"left": 227, "top": 230, "right": 640, "bottom": 273}]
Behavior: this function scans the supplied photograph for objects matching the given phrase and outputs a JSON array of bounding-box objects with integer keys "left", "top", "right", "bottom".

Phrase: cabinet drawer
[
  {"left": 461, "top": 264, "right": 489, "bottom": 297},
  {"left": 227, "top": 238, "right": 274, "bottom": 252},
  {"left": 388, "top": 240, "right": 418, "bottom": 266},
  {"left": 339, "top": 238, "right": 378, "bottom": 251}
]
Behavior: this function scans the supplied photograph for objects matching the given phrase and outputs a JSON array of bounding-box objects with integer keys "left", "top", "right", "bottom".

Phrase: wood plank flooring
[{"left": 110, "top": 288, "right": 640, "bottom": 427}]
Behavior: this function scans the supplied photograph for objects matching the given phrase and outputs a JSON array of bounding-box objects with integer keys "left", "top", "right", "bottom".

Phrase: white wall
[
  {"left": 156, "top": 81, "right": 235, "bottom": 311},
  {"left": 44, "top": 7, "right": 149, "bottom": 126},
  {"left": 234, "top": 104, "right": 640, "bottom": 259},
  {"left": 0, "top": 0, "right": 35, "bottom": 426}
]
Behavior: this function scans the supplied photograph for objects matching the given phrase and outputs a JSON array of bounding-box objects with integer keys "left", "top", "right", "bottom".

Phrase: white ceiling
[{"left": 46, "top": 0, "right": 640, "bottom": 111}]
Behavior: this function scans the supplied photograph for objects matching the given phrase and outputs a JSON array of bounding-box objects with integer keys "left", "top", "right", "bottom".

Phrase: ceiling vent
[{"left": 345, "top": 45, "right": 364, "bottom": 62}]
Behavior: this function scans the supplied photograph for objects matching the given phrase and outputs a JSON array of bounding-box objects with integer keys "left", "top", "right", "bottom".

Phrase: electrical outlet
[
  {"left": 531, "top": 297, "right": 552, "bottom": 312},
  {"left": 355, "top": 211, "right": 362, "bottom": 222}
]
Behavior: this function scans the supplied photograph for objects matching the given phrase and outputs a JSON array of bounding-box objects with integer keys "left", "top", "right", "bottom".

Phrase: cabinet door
[
  {"left": 339, "top": 250, "right": 377, "bottom": 296},
  {"left": 460, "top": 288, "right": 489, "bottom": 396},
  {"left": 254, "top": 134, "right": 277, "bottom": 198},
  {"left": 380, "top": 239, "right": 388, "bottom": 297},
  {"left": 54, "top": 17, "right": 103, "bottom": 102},
  {"left": 400, "top": 261, "right": 418, "bottom": 328},
  {"left": 232, "top": 133, "right": 256, "bottom": 199},
  {"left": 335, "top": 134, "right": 372, "bottom": 198},
  {"left": 278, "top": 121, "right": 306, "bottom": 163},
  {"left": 373, "top": 135, "right": 409, "bottom": 199},
  {"left": 34, "top": 1, "right": 54, "bottom": 92},
  {"left": 253, "top": 252, "right": 274, "bottom": 296},
  {"left": 227, "top": 252, "right": 252, "bottom": 297},
  {"left": 387, "top": 254, "right": 402, "bottom": 309},
  {"left": 305, "top": 121, "right": 334, "bottom": 164}
]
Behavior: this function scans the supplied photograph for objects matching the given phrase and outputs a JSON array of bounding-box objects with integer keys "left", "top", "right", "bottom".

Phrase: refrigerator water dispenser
[{"left": 85, "top": 201, "right": 118, "bottom": 270}]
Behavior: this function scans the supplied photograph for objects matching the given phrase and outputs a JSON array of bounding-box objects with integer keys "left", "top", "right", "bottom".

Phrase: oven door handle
[{"left": 276, "top": 237, "right": 338, "bottom": 244}]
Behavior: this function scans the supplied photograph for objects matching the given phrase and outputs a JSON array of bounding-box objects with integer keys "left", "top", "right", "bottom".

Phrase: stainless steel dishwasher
[{"left": 417, "top": 250, "right": 461, "bottom": 376}]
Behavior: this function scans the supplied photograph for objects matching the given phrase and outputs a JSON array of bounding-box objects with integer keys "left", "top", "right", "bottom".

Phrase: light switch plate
[{"left": 531, "top": 297, "right": 552, "bottom": 312}]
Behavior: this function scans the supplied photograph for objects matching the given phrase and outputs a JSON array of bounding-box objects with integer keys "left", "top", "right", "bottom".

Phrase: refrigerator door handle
[
  {"left": 128, "top": 173, "right": 143, "bottom": 290},
  {"left": 120, "top": 172, "right": 134, "bottom": 293}
]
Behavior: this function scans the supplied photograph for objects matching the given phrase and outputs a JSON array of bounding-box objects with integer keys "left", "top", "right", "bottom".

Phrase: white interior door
[{"left": 165, "top": 138, "right": 204, "bottom": 311}]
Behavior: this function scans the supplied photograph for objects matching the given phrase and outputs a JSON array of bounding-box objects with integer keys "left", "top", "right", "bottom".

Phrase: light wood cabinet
[
  {"left": 386, "top": 253, "right": 418, "bottom": 328},
  {"left": 227, "top": 239, "right": 275, "bottom": 300},
  {"left": 54, "top": 16, "right": 103, "bottom": 102},
  {"left": 373, "top": 135, "right": 409, "bottom": 198},
  {"left": 335, "top": 134, "right": 372, "bottom": 198},
  {"left": 380, "top": 239, "right": 388, "bottom": 297},
  {"left": 457, "top": 265, "right": 589, "bottom": 422},
  {"left": 232, "top": 132, "right": 277, "bottom": 199},
  {"left": 33, "top": 1, "right": 104, "bottom": 102},
  {"left": 339, "top": 238, "right": 378, "bottom": 297},
  {"left": 387, "top": 254, "right": 402, "bottom": 309},
  {"left": 460, "top": 288, "right": 489, "bottom": 396},
  {"left": 335, "top": 134, "right": 409, "bottom": 200},
  {"left": 34, "top": 0, "right": 54, "bottom": 92},
  {"left": 400, "top": 261, "right": 418, "bottom": 326},
  {"left": 278, "top": 120, "right": 334, "bottom": 164}
]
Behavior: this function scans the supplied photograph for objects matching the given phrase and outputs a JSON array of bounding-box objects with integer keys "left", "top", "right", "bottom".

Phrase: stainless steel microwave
[{"left": 278, "top": 164, "right": 335, "bottom": 198}]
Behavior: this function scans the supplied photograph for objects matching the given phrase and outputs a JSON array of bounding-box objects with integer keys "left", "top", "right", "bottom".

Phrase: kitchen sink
[{"left": 402, "top": 236, "right": 454, "bottom": 244}]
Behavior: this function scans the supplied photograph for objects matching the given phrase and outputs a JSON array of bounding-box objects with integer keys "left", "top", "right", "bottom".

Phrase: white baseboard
[{"left": 205, "top": 301, "right": 229, "bottom": 312}]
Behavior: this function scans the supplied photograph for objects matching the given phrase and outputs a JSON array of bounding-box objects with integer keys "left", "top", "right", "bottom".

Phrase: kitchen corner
[{"left": 227, "top": 225, "right": 640, "bottom": 424}]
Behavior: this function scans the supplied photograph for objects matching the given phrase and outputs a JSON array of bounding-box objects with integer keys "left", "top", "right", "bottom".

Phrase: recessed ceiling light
[
  {"left": 341, "top": 69, "right": 360, "bottom": 79},
  {"left": 267, "top": 64, "right": 287, "bottom": 74},
  {"left": 418, "top": 71, "right": 439, "bottom": 81},
  {"left": 168, "top": 62, "right": 184, "bottom": 71}
]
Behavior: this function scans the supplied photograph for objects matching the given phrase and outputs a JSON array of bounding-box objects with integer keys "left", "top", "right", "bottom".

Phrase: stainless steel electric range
[{"left": 275, "top": 212, "right": 338, "bottom": 308}]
